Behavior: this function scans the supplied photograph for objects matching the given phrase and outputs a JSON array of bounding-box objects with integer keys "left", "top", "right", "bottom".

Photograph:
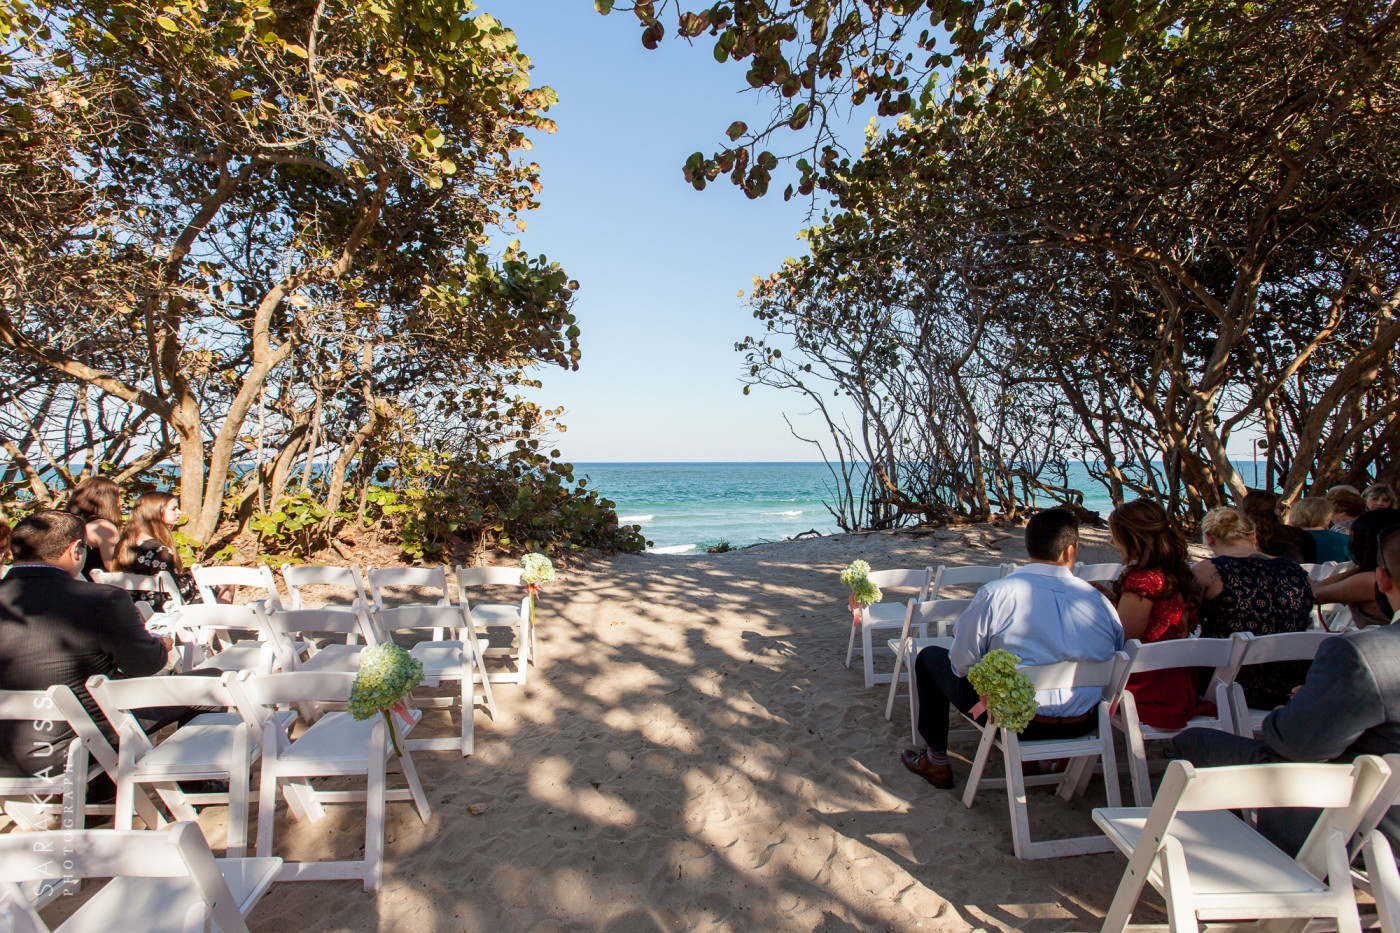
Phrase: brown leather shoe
[{"left": 900, "top": 748, "right": 954, "bottom": 789}]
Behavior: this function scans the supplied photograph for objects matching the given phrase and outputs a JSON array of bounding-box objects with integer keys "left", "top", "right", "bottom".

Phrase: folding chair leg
[
  {"left": 885, "top": 646, "right": 906, "bottom": 720},
  {"left": 845, "top": 620, "right": 858, "bottom": 669},
  {"left": 468, "top": 633, "right": 497, "bottom": 718},
  {"left": 364, "top": 731, "right": 387, "bottom": 893},
  {"left": 861, "top": 625, "right": 877, "bottom": 689},
  {"left": 257, "top": 765, "right": 278, "bottom": 858},
  {"left": 152, "top": 782, "right": 198, "bottom": 823},
  {"left": 1158, "top": 838, "right": 1197, "bottom": 933},
  {"left": 394, "top": 738, "right": 432, "bottom": 823},
  {"left": 1004, "top": 734, "right": 1033, "bottom": 861},
  {"left": 515, "top": 624, "right": 528, "bottom": 686},
  {"left": 226, "top": 728, "right": 250, "bottom": 858},
  {"left": 961, "top": 721, "right": 998, "bottom": 808}
]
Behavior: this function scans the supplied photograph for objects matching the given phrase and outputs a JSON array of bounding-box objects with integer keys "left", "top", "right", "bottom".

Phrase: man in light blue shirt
[{"left": 902, "top": 509, "right": 1124, "bottom": 789}]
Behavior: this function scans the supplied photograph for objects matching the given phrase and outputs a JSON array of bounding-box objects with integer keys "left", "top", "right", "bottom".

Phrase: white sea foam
[
  {"left": 761, "top": 510, "right": 803, "bottom": 517},
  {"left": 650, "top": 544, "right": 697, "bottom": 555},
  {"left": 619, "top": 514, "right": 654, "bottom": 523}
]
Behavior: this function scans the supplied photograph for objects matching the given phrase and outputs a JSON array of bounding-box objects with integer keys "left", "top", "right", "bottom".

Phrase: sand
[{"left": 63, "top": 524, "right": 1170, "bottom": 931}]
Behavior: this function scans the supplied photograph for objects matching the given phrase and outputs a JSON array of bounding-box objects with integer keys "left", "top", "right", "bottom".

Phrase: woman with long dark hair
[
  {"left": 1314, "top": 508, "right": 1400, "bottom": 628},
  {"left": 113, "top": 491, "right": 200, "bottom": 609},
  {"left": 65, "top": 477, "right": 123, "bottom": 579},
  {"left": 1104, "top": 498, "right": 1209, "bottom": 729}
]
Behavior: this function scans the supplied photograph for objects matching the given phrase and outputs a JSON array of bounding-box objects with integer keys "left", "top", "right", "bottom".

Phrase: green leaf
[
  {"left": 726, "top": 120, "right": 747, "bottom": 141},
  {"left": 230, "top": 89, "right": 253, "bottom": 100},
  {"left": 594, "top": 0, "right": 612, "bottom": 12},
  {"left": 155, "top": 15, "right": 178, "bottom": 31}
]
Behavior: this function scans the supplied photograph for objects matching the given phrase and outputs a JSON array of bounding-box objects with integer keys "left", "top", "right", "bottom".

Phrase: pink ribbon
[
  {"left": 391, "top": 700, "right": 414, "bottom": 727},
  {"left": 849, "top": 594, "right": 861, "bottom": 628}
]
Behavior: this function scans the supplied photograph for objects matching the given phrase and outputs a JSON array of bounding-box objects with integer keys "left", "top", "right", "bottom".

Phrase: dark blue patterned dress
[{"left": 1198, "top": 555, "right": 1315, "bottom": 709}]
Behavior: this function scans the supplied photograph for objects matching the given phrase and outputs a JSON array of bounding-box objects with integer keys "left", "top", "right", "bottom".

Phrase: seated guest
[
  {"left": 0, "top": 511, "right": 171, "bottom": 779},
  {"left": 1241, "top": 489, "right": 1314, "bottom": 563},
  {"left": 113, "top": 491, "right": 201, "bottom": 609},
  {"left": 1172, "top": 523, "right": 1400, "bottom": 855},
  {"left": 1287, "top": 496, "right": 1351, "bottom": 563},
  {"left": 1365, "top": 482, "right": 1398, "bottom": 512},
  {"left": 1327, "top": 487, "right": 1366, "bottom": 535},
  {"left": 1102, "top": 499, "right": 1209, "bottom": 730},
  {"left": 1314, "top": 507, "right": 1400, "bottom": 628},
  {"left": 65, "top": 476, "right": 123, "bottom": 579},
  {"left": 901, "top": 508, "right": 1124, "bottom": 789},
  {"left": 1193, "top": 508, "right": 1314, "bottom": 709}
]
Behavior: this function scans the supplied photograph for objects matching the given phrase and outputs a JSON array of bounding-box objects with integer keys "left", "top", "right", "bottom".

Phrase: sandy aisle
[{"left": 242, "top": 525, "right": 1158, "bottom": 932}]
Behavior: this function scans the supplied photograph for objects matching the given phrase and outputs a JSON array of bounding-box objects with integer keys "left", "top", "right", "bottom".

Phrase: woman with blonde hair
[
  {"left": 113, "top": 491, "right": 200, "bottom": 610},
  {"left": 1192, "top": 507, "right": 1314, "bottom": 708},
  {"left": 1103, "top": 499, "right": 1209, "bottom": 729},
  {"left": 1287, "top": 496, "right": 1351, "bottom": 563},
  {"left": 65, "top": 476, "right": 123, "bottom": 578}
]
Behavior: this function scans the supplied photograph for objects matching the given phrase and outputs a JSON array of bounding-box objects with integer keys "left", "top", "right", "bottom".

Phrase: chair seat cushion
[
  {"left": 862, "top": 603, "right": 906, "bottom": 624},
  {"left": 282, "top": 709, "right": 423, "bottom": 763},
  {"left": 1092, "top": 808, "right": 1329, "bottom": 896},
  {"left": 57, "top": 856, "right": 281, "bottom": 933},
  {"left": 410, "top": 641, "right": 466, "bottom": 675},
  {"left": 469, "top": 604, "right": 522, "bottom": 625},
  {"left": 136, "top": 724, "right": 244, "bottom": 772}
]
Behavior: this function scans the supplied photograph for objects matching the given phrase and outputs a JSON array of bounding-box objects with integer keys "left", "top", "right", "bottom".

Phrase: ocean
[{"left": 575, "top": 460, "right": 1275, "bottom": 553}]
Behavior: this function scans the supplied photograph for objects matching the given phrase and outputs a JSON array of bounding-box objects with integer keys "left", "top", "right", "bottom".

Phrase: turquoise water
[{"left": 576, "top": 460, "right": 1275, "bottom": 553}]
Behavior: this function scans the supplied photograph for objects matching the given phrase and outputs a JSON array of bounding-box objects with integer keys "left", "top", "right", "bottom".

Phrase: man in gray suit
[{"left": 1172, "top": 524, "right": 1400, "bottom": 854}]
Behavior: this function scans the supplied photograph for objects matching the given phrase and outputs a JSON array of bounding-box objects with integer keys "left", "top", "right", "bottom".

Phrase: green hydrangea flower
[
  {"left": 521, "top": 553, "right": 555, "bottom": 587},
  {"left": 967, "top": 649, "right": 1039, "bottom": 733},
  {"left": 348, "top": 643, "right": 424, "bottom": 722},
  {"left": 839, "top": 560, "right": 872, "bottom": 588},
  {"left": 850, "top": 577, "right": 883, "bottom": 606}
]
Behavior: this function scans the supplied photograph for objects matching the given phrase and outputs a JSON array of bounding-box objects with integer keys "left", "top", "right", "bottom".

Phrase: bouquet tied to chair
[
  {"left": 520, "top": 553, "right": 554, "bottom": 626},
  {"left": 967, "top": 649, "right": 1038, "bottom": 733},
  {"left": 840, "top": 560, "right": 882, "bottom": 627},
  {"left": 348, "top": 643, "right": 424, "bottom": 756}
]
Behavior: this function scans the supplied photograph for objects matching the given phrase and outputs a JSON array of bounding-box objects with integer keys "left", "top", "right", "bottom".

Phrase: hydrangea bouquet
[
  {"left": 967, "top": 649, "right": 1039, "bottom": 733},
  {"left": 348, "top": 643, "right": 424, "bottom": 756},
  {"left": 520, "top": 553, "right": 554, "bottom": 626},
  {"left": 839, "top": 559, "right": 882, "bottom": 627}
]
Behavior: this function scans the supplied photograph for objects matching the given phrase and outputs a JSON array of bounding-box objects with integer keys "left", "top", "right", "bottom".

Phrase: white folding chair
[
  {"left": 280, "top": 564, "right": 370, "bottom": 638},
  {"left": 1226, "top": 630, "right": 1337, "bottom": 737},
  {"left": 375, "top": 603, "right": 494, "bottom": 756},
  {"left": 228, "top": 671, "right": 431, "bottom": 892},
  {"left": 90, "top": 568, "right": 186, "bottom": 610},
  {"left": 455, "top": 566, "right": 534, "bottom": 685},
  {"left": 367, "top": 564, "right": 454, "bottom": 642},
  {"left": 0, "top": 822, "right": 280, "bottom": 933},
  {"left": 1107, "top": 636, "right": 1247, "bottom": 807},
  {"left": 174, "top": 603, "right": 279, "bottom": 675},
  {"left": 844, "top": 566, "right": 932, "bottom": 689},
  {"left": 1072, "top": 561, "right": 1124, "bottom": 582},
  {"left": 930, "top": 563, "right": 1011, "bottom": 597},
  {"left": 85, "top": 672, "right": 253, "bottom": 857},
  {"left": 0, "top": 691, "right": 89, "bottom": 905},
  {"left": 191, "top": 562, "right": 284, "bottom": 609},
  {"left": 882, "top": 598, "right": 974, "bottom": 736},
  {"left": 258, "top": 605, "right": 377, "bottom": 674},
  {"left": 959, "top": 652, "right": 1128, "bottom": 859},
  {"left": 1093, "top": 756, "right": 1392, "bottom": 933}
]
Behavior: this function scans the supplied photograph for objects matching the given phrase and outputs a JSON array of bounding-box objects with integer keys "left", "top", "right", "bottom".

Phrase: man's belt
[{"left": 1031, "top": 711, "right": 1093, "bottom": 724}]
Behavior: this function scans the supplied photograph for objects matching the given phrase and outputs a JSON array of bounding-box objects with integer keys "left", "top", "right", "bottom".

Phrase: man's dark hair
[
  {"left": 1025, "top": 508, "right": 1080, "bottom": 561},
  {"left": 1378, "top": 520, "right": 1400, "bottom": 576},
  {"left": 10, "top": 510, "right": 85, "bottom": 562}
]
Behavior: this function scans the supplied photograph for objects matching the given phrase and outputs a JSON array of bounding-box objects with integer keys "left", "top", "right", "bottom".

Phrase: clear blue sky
[{"left": 482, "top": 0, "right": 853, "bottom": 463}]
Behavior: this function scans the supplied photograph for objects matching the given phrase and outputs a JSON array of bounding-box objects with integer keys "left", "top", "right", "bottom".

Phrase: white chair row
[
  {"left": 78, "top": 668, "right": 431, "bottom": 892},
  {"left": 845, "top": 563, "right": 1013, "bottom": 689}
]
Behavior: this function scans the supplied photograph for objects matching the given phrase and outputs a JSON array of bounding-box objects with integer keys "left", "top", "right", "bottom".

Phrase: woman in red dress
[{"left": 1104, "top": 498, "right": 1211, "bottom": 729}]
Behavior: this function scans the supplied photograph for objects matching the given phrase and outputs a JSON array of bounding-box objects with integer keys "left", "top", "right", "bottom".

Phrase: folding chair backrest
[
  {"left": 191, "top": 563, "right": 283, "bottom": 609},
  {"left": 907, "top": 597, "right": 973, "bottom": 638},
  {"left": 281, "top": 564, "right": 368, "bottom": 610},
  {"left": 0, "top": 881, "right": 47, "bottom": 933},
  {"left": 455, "top": 566, "right": 524, "bottom": 589},
  {"left": 1118, "top": 636, "right": 1237, "bottom": 685},
  {"left": 1073, "top": 562, "right": 1124, "bottom": 583},
  {"left": 1174, "top": 757, "right": 1387, "bottom": 815},
  {"left": 267, "top": 607, "right": 376, "bottom": 644},
  {"left": 90, "top": 569, "right": 185, "bottom": 609},
  {"left": 930, "top": 564, "right": 1002, "bottom": 596},
  {"left": 1022, "top": 655, "right": 1121, "bottom": 693},
  {"left": 0, "top": 823, "right": 251, "bottom": 933},
  {"left": 366, "top": 565, "right": 452, "bottom": 611},
  {"left": 86, "top": 674, "right": 236, "bottom": 756},
  {"left": 1238, "top": 630, "right": 1336, "bottom": 666},
  {"left": 866, "top": 568, "right": 932, "bottom": 594},
  {"left": 376, "top": 603, "right": 467, "bottom": 634},
  {"left": 236, "top": 671, "right": 357, "bottom": 710},
  {"left": 44, "top": 684, "right": 119, "bottom": 777}
]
